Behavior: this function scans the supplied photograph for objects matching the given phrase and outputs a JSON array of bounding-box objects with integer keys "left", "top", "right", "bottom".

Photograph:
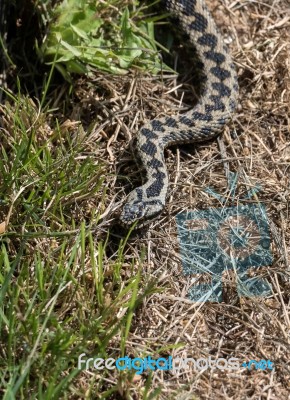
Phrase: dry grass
[{"left": 69, "top": 0, "right": 290, "bottom": 398}]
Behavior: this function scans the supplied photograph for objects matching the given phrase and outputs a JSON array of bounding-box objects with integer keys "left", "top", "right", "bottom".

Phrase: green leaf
[
  {"left": 40, "top": 0, "right": 171, "bottom": 80},
  {"left": 70, "top": 23, "right": 90, "bottom": 41}
]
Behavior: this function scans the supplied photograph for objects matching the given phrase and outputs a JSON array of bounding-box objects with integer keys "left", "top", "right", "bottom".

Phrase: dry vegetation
[
  {"left": 71, "top": 0, "right": 290, "bottom": 398},
  {"left": 1, "top": 0, "right": 289, "bottom": 399}
]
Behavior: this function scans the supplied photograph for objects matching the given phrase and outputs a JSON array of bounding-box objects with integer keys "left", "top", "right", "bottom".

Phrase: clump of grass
[
  {"left": 0, "top": 91, "right": 104, "bottom": 232},
  {"left": 0, "top": 91, "right": 161, "bottom": 398},
  {"left": 39, "top": 0, "right": 172, "bottom": 80}
]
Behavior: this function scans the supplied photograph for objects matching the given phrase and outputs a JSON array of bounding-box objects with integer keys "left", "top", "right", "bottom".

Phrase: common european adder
[{"left": 120, "top": 0, "right": 238, "bottom": 226}]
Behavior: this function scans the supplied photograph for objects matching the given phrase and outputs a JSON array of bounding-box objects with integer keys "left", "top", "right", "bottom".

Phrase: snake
[{"left": 120, "top": 0, "right": 238, "bottom": 226}]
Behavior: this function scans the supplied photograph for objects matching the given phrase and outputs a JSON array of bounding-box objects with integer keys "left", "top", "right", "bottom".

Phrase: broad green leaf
[
  {"left": 70, "top": 24, "right": 90, "bottom": 41},
  {"left": 60, "top": 40, "right": 82, "bottom": 57}
]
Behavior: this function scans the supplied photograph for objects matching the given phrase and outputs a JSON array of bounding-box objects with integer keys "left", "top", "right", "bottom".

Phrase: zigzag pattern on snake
[{"left": 120, "top": 0, "right": 238, "bottom": 226}]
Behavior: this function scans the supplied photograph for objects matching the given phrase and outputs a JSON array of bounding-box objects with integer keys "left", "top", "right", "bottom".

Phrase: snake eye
[{"left": 129, "top": 202, "right": 145, "bottom": 218}]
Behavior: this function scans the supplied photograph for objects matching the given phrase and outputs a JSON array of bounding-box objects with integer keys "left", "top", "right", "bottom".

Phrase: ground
[{"left": 0, "top": 0, "right": 289, "bottom": 399}]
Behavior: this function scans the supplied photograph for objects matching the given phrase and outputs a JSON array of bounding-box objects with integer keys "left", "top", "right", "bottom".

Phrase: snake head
[
  {"left": 120, "top": 201, "right": 147, "bottom": 226},
  {"left": 120, "top": 194, "right": 164, "bottom": 227}
]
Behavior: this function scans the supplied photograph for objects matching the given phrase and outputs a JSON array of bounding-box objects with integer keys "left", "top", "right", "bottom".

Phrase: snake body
[{"left": 120, "top": 0, "right": 238, "bottom": 226}]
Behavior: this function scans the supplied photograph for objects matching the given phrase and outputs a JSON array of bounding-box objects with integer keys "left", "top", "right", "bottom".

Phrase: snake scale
[{"left": 120, "top": 0, "right": 238, "bottom": 226}]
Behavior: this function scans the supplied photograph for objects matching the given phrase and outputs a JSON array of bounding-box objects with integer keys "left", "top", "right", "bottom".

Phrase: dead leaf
[{"left": 0, "top": 221, "right": 6, "bottom": 234}]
